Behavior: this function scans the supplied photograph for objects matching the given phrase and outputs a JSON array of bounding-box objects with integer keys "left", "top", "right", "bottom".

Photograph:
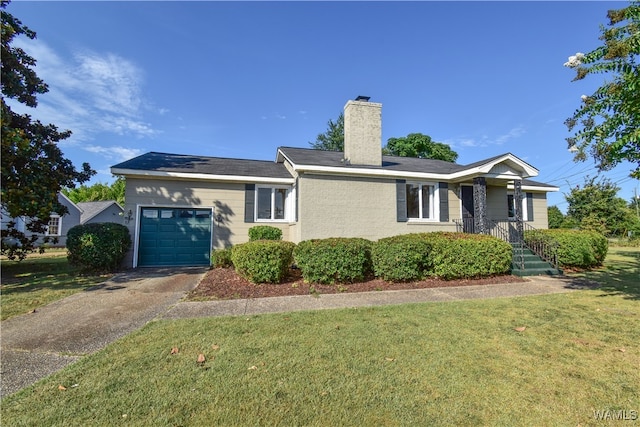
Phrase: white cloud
[
  {"left": 84, "top": 145, "right": 143, "bottom": 162},
  {"left": 11, "top": 38, "right": 159, "bottom": 145},
  {"left": 495, "top": 126, "right": 526, "bottom": 145}
]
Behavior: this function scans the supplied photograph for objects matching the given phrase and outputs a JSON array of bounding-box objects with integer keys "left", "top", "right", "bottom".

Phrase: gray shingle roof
[
  {"left": 77, "top": 201, "right": 121, "bottom": 224},
  {"left": 277, "top": 146, "right": 467, "bottom": 174},
  {"left": 112, "top": 152, "right": 293, "bottom": 179}
]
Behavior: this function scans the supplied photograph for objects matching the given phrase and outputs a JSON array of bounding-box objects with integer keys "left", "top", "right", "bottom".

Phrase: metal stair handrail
[{"left": 453, "top": 218, "right": 559, "bottom": 271}]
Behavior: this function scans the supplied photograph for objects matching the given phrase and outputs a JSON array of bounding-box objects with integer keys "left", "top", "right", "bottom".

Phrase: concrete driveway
[{"left": 0, "top": 267, "right": 207, "bottom": 398}]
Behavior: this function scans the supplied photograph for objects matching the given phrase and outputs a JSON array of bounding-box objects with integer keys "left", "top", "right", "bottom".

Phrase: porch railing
[{"left": 453, "top": 218, "right": 559, "bottom": 271}]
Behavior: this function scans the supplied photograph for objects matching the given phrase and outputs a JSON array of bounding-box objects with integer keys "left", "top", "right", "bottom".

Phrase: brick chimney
[{"left": 343, "top": 96, "right": 382, "bottom": 166}]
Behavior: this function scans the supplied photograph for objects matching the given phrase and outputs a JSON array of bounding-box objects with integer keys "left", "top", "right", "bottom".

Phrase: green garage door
[{"left": 138, "top": 208, "right": 212, "bottom": 267}]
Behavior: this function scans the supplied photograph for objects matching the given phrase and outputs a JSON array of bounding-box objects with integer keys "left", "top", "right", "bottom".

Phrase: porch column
[
  {"left": 473, "top": 177, "right": 487, "bottom": 234},
  {"left": 514, "top": 179, "right": 524, "bottom": 241}
]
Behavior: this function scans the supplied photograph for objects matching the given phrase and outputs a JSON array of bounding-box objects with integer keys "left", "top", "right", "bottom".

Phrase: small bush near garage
[
  {"left": 419, "top": 232, "right": 512, "bottom": 279},
  {"left": 524, "top": 229, "right": 608, "bottom": 268},
  {"left": 294, "top": 238, "right": 373, "bottom": 284},
  {"left": 231, "top": 240, "right": 295, "bottom": 283},
  {"left": 211, "top": 248, "right": 233, "bottom": 268},
  {"left": 67, "top": 223, "right": 131, "bottom": 272},
  {"left": 371, "top": 234, "right": 433, "bottom": 281},
  {"left": 248, "top": 225, "right": 282, "bottom": 241}
]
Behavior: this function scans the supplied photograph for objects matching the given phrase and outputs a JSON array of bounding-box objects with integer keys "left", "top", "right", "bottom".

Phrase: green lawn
[
  {"left": 0, "top": 250, "right": 111, "bottom": 321},
  {"left": 1, "top": 248, "right": 639, "bottom": 426}
]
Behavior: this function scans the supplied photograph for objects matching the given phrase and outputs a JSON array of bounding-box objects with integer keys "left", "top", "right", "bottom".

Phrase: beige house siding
[
  {"left": 297, "top": 174, "right": 455, "bottom": 242},
  {"left": 122, "top": 177, "right": 291, "bottom": 267},
  {"left": 528, "top": 192, "right": 549, "bottom": 229}
]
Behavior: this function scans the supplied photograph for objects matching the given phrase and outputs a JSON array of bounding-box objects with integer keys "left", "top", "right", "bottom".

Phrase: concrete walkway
[{"left": 1, "top": 271, "right": 597, "bottom": 398}]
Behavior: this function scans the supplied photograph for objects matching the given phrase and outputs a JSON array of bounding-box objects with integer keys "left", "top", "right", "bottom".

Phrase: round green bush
[
  {"left": 67, "top": 223, "right": 131, "bottom": 272},
  {"left": 418, "top": 232, "right": 512, "bottom": 279},
  {"left": 293, "top": 238, "right": 372, "bottom": 284},
  {"left": 525, "top": 229, "right": 608, "bottom": 268},
  {"left": 248, "top": 225, "right": 282, "bottom": 241},
  {"left": 372, "top": 234, "right": 432, "bottom": 281},
  {"left": 211, "top": 248, "right": 233, "bottom": 268},
  {"left": 231, "top": 240, "right": 295, "bottom": 283}
]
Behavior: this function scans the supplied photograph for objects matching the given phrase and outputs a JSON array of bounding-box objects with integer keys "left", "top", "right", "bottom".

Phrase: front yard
[
  {"left": 0, "top": 250, "right": 111, "bottom": 321},
  {"left": 1, "top": 247, "right": 638, "bottom": 425}
]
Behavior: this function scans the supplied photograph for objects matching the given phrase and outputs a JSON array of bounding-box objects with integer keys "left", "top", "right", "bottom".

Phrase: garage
[{"left": 137, "top": 207, "right": 212, "bottom": 267}]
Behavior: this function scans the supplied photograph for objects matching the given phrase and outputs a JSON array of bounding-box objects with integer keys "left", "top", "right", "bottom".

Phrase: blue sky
[{"left": 6, "top": 1, "right": 638, "bottom": 211}]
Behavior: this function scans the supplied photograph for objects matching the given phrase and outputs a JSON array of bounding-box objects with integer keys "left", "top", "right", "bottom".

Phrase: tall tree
[
  {"left": 384, "top": 133, "right": 458, "bottom": 162},
  {"left": 309, "top": 113, "right": 344, "bottom": 151},
  {"left": 565, "top": 176, "right": 639, "bottom": 236},
  {"left": 1, "top": 1, "right": 94, "bottom": 260},
  {"left": 547, "top": 206, "right": 565, "bottom": 229},
  {"left": 564, "top": 2, "right": 640, "bottom": 178},
  {"left": 63, "top": 177, "right": 126, "bottom": 206}
]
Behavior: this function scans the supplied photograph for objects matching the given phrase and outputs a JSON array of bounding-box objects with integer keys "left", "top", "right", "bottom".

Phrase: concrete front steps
[{"left": 511, "top": 244, "right": 562, "bottom": 277}]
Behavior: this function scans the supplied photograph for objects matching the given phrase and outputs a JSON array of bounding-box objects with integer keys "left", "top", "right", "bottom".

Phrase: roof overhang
[
  {"left": 277, "top": 149, "right": 540, "bottom": 183},
  {"left": 110, "top": 168, "right": 295, "bottom": 185}
]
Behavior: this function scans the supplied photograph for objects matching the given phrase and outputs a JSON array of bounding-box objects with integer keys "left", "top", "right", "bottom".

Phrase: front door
[{"left": 461, "top": 186, "right": 474, "bottom": 233}]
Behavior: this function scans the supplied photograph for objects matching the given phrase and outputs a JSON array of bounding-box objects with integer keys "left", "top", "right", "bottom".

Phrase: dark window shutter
[
  {"left": 526, "top": 192, "right": 534, "bottom": 221},
  {"left": 439, "top": 182, "right": 449, "bottom": 222},
  {"left": 244, "top": 184, "right": 255, "bottom": 223},
  {"left": 396, "top": 179, "right": 407, "bottom": 222}
]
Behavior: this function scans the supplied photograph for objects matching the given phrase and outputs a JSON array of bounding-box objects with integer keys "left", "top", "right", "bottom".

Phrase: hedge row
[
  {"left": 524, "top": 229, "right": 608, "bottom": 268},
  {"left": 224, "top": 233, "right": 512, "bottom": 284}
]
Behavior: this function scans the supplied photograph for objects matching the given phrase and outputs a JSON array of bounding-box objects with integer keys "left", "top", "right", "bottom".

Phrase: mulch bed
[{"left": 188, "top": 267, "right": 527, "bottom": 300}]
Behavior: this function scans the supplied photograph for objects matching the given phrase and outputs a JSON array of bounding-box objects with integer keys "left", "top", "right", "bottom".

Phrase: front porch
[{"left": 453, "top": 177, "right": 561, "bottom": 276}]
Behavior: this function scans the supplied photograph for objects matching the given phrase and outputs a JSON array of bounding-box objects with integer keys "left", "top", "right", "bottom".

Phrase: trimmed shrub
[
  {"left": 372, "top": 234, "right": 432, "bottom": 281},
  {"left": 231, "top": 240, "right": 295, "bottom": 283},
  {"left": 294, "top": 238, "right": 373, "bottom": 284},
  {"left": 211, "top": 248, "right": 233, "bottom": 268},
  {"left": 524, "top": 229, "right": 608, "bottom": 268},
  {"left": 419, "top": 232, "right": 512, "bottom": 279},
  {"left": 248, "top": 225, "right": 282, "bottom": 241},
  {"left": 67, "top": 223, "right": 131, "bottom": 272}
]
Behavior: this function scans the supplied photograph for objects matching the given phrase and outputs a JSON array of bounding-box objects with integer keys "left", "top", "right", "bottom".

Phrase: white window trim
[
  {"left": 406, "top": 182, "right": 439, "bottom": 222},
  {"left": 255, "top": 185, "right": 292, "bottom": 222},
  {"left": 507, "top": 193, "right": 528, "bottom": 221},
  {"left": 46, "top": 215, "right": 62, "bottom": 236}
]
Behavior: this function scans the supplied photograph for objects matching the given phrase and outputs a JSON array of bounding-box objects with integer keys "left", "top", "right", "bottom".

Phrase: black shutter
[
  {"left": 396, "top": 180, "right": 407, "bottom": 222},
  {"left": 526, "top": 192, "right": 534, "bottom": 221},
  {"left": 439, "top": 182, "right": 449, "bottom": 222},
  {"left": 244, "top": 184, "right": 255, "bottom": 223}
]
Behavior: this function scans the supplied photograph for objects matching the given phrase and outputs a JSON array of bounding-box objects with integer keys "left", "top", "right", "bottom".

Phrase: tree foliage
[
  {"left": 547, "top": 206, "right": 565, "bottom": 229},
  {"left": 1, "top": 1, "right": 94, "bottom": 260},
  {"left": 309, "top": 112, "right": 344, "bottom": 151},
  {"left": 564, "top": 2, "right": 640, "bottom": 178},
  {"left": 383, "top": 133, "right": 458, "bottom": 162},
  {"left": 310, "top": 113, "right": 459, "bottom": 162},
  {"left": 565, "top": 176, "right": 639, "bottom": 236},
  {"left": 63, "top": 177, "right": 125, "bottom": 206}
]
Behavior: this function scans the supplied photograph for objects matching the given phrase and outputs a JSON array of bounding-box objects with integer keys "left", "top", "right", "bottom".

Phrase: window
[
  {"left": 406, "top": 183, "right": 436, "bottom": 220},
  {"left": 47, "top": 216, "right": 61, "bottom": 236},
  {"left": 507, "top": 193, "right": 528, "bottom": 221},
  {"left": 256, "top": 186, "right": 289, "bottom": 221}
]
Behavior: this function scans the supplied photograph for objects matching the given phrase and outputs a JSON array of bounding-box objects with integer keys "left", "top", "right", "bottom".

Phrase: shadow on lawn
[{"left": 578, "top": 249, "right": 640, "bottom": 301}]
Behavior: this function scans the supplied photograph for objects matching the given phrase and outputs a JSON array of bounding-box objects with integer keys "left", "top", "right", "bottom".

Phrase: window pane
[
  {"left": 48, "top": 217, "right": 60, "bottom": 235},
  {"left": 274, "top": 188, "right": 287, "bottom": 220},
  {"left": 142, "top": 209, "right": 158, "bottom": 219},
  {"left": 161, "top": 210, "right": 174, "bottom": 219},
  {"left": 195, "top": 210, "right": 210, "bottom": 219},
  {"left": 406, "top": 184, "right": 420, "bottom": 219},
  {"left": 257, "top": 188, "right": 272, "bottom": 219},
  {"left": 507, "top": 195, "right": 515, "bottom": 218},
  {"left": 179, "top": 209, "right": 194, "bottom": 218},
  {"left": 421, "top": 185, "right": 431, "bottom": 219}
]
